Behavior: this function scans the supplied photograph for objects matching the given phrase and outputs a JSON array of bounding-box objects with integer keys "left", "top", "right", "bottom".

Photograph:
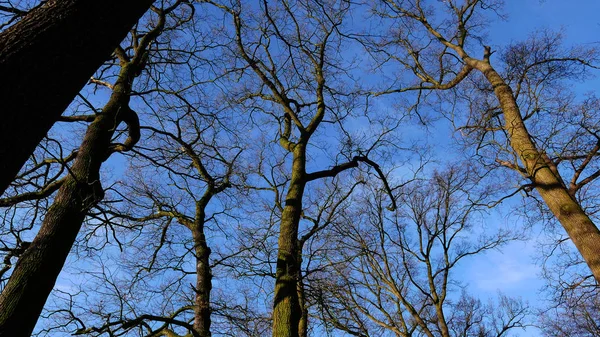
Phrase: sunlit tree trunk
[
  {"left": 376, "top": 0, "right": 600, "bottom": 284},
  {"left": 273, "top": 144, "right": 306, "bottom": 337},
  {"left": 467, "top": 57, "right": 600, "bottom": 283}
]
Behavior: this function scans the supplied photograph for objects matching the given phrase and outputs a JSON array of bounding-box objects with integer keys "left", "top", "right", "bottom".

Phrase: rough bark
[
  {"left": 465, "top": 57, "right": 600, "bottom": 284},
  {"left": 296, "top": 251, "right": 308, "bottom": 337},
  {"left": 0, "top": 61, "right": 139, "bottom": 337},
  {"left": 0, "top": 0, "right": 153, "bottom": 195},
  {"left": 273, "top": 144, "right": 306, "bottom": 337},
  {"left": 192, "top": 214, "right": 212, "bottom": 337}
]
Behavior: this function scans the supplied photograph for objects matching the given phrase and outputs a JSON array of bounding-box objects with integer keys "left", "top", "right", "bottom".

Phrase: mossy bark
[
  {"left": 467, "top": 58, "right": 600, "bottom": 284},
  {"left": 273, "top": 144, "right": 306, "bottom": 337},
  {"left": 0, "top": 0, "right": 153, "bottom": 195}
]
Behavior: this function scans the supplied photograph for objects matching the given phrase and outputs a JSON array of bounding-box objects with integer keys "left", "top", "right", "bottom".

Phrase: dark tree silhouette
[
  {"left": 0, "top": 2, "right": 187, "bottom": 334},
  {"left": 0, "top": 0, "right": 154, "bottom": 195}
]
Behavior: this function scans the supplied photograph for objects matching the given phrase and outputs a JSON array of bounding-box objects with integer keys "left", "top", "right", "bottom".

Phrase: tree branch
[{"left": 305, "top": 156, "right": 397, "bottom": 210}]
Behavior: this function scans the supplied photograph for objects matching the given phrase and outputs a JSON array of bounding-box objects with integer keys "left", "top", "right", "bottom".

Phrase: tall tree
[
  {"left": 50, "top": 110, "right": 242, "bottom": 337},
  {"left": 315, "top": 167, "right": 530, "bottom": 337},
  {"left": 0, "top": 0, "right": 154, "bottom": 195},
  {"left": 366, "top": 0, "right": 600, "bottom": 283},
  {"left": 0, "top": 3, "right": 186, "bottom": 334},
  {"left": 204, "top": 1, "right": 398, "bottom": 335}
]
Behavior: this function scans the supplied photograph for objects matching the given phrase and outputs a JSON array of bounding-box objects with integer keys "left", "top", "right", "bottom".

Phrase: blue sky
[
  {"left": 26, "top": 1, "right": 600, "bottom": 335},
  {"left": 491, "top": 0, "right": 600, "bottom": 45}
]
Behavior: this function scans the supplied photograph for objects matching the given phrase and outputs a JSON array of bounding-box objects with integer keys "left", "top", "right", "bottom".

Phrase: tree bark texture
[
  {"left": 192, "top": 214, "right": 212, "bottom": 337},
  {"left": 466, "top": 57, "right": 600, "bottom": 284},
  {"left": 273, "top": 144, "right": 306, "bottom": 337},
  {"left": 0, "top": 0, "right": 153, "bottom": 196},
  {"left": 296, "top": 251, "right": 308, "bottom": 337},
  {"left": 0, "top": 62, "right": 139, "bottom": 337}
]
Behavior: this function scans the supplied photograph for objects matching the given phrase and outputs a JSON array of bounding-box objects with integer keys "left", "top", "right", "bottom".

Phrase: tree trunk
[
  {"left": 273, "top": 144, "right": 306, "bottom": 337},
  {"left": 470, "top": 58, "right": 600, "bottom": 284},
  {"left": 192, "top": 216, "right": 212, "bottom": 337},
  {"left": 0, "top": 65, "right": 137, "bottom": 336},
  {"left": 296, "top": 251, "right": 308, "bottom": 337},
  {"left": 0, "top": 0, "right": 153, "bottom": 195}
]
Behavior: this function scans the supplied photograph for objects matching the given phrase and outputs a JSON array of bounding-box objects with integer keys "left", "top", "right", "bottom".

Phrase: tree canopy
[{"left": 1, "top": 1, "right": 599, "bottom": 336}]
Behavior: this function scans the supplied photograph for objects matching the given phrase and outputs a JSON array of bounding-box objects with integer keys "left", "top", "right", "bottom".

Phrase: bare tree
[
  {"left": 51, "top": 112, "right": 242, "bottom": 337},
  {"left": 0, "top": 0, "right": 155, "bottom": 194},
  {"left": 2, "top": 2, "right": 583, "bottom": 337},
  {"left": 539, "top": 265, "right": 600, "bottom": 337},
  {"left": 31, "top": 7, "right": 262, "bottom": 335},
  {"left": 314, "top": 166, "right": 530, "bottom": 337},
  {"left": 362, "top": 0, "right": 600, "bottom": 283},
  {"left": 0, "top": 3, "right": 190, "bottom": 335},
  {"left": 201, "top": 1, "right": 399, "bottom": 335},
  {"left": 453, "top": 30, "right": 600, "bottom": 335}
]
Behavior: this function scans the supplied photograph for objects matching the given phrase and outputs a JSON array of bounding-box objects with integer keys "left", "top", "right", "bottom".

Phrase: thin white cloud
[{"left": 466, "top": 241, "right": 542, "bottom": 293}]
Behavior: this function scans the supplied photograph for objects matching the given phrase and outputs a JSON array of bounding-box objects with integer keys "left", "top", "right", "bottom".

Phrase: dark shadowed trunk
[
  {"left": 0, "top": 58, "right": 140, "bottom": 337},
  {"left": 0, "top": 0, "right": 153, "bottom": 195},
  {"left": 192, "top": 209, "right": 212, "bottom": 337}
]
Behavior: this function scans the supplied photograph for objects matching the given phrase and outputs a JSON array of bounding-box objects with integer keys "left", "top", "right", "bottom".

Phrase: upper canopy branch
[
  {"left": 305, "top": 156, "right": 397, "bottom": 211},
  {"left": 374, "top": 63, "right": 473, "bottom": 96}
]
